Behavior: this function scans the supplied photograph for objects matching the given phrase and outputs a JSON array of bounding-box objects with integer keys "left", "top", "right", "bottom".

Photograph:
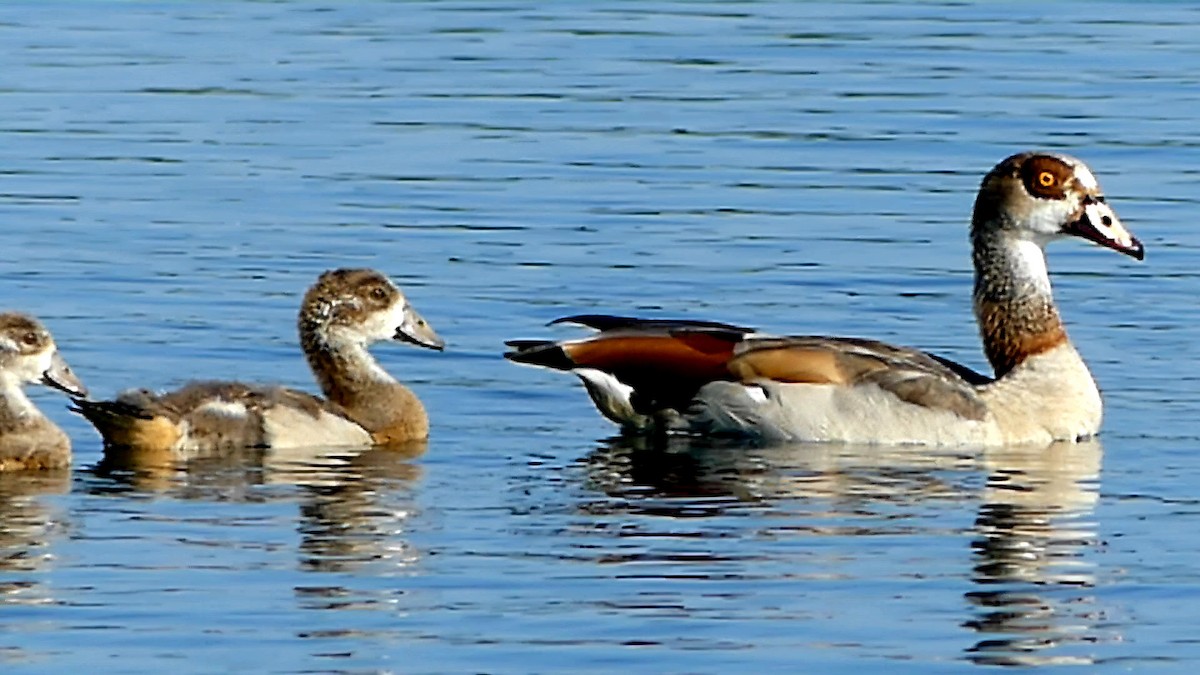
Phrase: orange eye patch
[{"left": 1021, "top": 155, "right": 1073, "bottom": 199}]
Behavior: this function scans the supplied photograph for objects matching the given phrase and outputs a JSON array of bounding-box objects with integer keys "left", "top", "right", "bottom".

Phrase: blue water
[{"left": 2, "top": 1, "right": 1199, "bottom": 672}]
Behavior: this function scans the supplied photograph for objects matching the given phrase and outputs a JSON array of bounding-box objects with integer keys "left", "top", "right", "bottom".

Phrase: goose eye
[{"left": 1021, "top": 157, "right": 1070, "bottom": 199}]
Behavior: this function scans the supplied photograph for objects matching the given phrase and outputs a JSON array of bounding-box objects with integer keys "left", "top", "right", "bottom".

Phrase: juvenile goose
[
  {"left": 506, "top": 152, "right": 1144, "bottom": 446},
  {"left": 0, "top": 313, "right": 87, "bottom": 471},
  {"left": 73, "top": 268, "right": 444, "bottom": 455}
]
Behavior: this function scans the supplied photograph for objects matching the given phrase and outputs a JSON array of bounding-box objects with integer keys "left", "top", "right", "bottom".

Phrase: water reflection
[
  {"left": 293, "top": 446, "right": 424, "bottom": 575},
  {"left": 965, "top": 441, "right": 1106, "bottom": 667},
  {"left": 583, "top": 435, "right": 978, "bottom": 515},
  {"left": 0, "top": 470, "right": 70, "bottom": 610},
  {"left": 581, "top": 435, "right": 1108, "bottom": 665},
  {"left": 90, "top": 443, "right": 425, "bottom": 574}
]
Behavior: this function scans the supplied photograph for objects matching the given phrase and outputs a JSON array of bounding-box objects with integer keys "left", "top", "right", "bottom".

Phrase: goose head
[
  {"left": 299, "top": 268, "right": 445, "bottom": 351},
  {"left": 0, "top": 313, "right": 87, "bottom": 396},
  {"left": 973, "top": 151, "right": 1143, "bottom": 260}
]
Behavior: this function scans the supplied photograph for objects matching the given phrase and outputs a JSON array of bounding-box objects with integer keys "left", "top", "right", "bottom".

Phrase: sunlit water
[{"left": 1, "top": 2, "right": 1199, "bottom": 672}]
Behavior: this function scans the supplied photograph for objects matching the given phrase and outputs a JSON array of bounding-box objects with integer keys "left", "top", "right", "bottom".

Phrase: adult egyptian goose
[
  {"left": 0, "top": 313, "right": 88, "bottom": 470},
  {"left": 73, "top": 268, "right": 444, "bottom": 455},
  {"left": 505, "top": 152, "right": 1143, "bottom": 446}
]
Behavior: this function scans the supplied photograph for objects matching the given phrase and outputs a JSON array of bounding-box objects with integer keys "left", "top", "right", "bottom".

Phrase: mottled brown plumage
[
  {"left": 74, "top": 268, "right": 444, "bottom": 456},
  {"left": 0, "top": 313, "right": 87, "bottom": 471}
]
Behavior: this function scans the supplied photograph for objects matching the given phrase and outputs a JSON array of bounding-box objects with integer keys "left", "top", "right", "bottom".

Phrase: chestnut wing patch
[
  {"left": 730, "top": 337, "right": 990, "bottom": 421},
  {"left": 564, "top": 330, "right": 738, "bottom": 377},
  {"left": 506, "top": 316, "right": 757, "bottom": 413},
  {"left": 562, "top": 329, "right": 743, "bottom": 411}
]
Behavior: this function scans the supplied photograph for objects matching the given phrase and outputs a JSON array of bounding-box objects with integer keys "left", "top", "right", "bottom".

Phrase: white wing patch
[
  {"left": 572, "top": 367, "right": 648, "bottom": 427},
  {"left": 195, "top": 400, "right": 250, "bottom": 419}
]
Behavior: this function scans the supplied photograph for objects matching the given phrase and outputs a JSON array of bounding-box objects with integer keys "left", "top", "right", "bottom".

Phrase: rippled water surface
[{"left": 2, "top": 2, "right": 1199, "bottom": 672}]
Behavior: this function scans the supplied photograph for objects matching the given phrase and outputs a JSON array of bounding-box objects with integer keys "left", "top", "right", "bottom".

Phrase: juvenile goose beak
[
  {"left": 1065, "top": 195, "right": 1144, "bottom": 260},
  {"left": 42, "top": 351, "right": 88, "bottom": 397},
  {"left": 396, "top": 304, "right": 445, "bottom": 351}
]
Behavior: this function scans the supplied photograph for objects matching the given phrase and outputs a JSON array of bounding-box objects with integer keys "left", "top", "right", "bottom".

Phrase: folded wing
[
  {"left": 729, "top": 336, "right": 991, "bottom": 421},
  {"left": 506, "top": 314, "right": 992, "bottom": 426}
]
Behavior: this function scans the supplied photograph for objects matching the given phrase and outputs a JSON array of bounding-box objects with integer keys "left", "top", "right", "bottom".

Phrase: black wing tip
[
  {"left": 548, "top": 313, "right": 754, "bottom": 334},
  {"left": 504, "top": 339, "right": 552, "bottom": 350},
  {"left": 548, "top": 314, "right": 638, "bottom": 329},
  {"left": 666, "top": 325, "right": 753, "bottom": 343},
  {"left": 503, "top": 340, "right": 576, "bottom": 371},
  {"left": 68, "top": 397, "right": 156, "bottom": 421},
  {"left": 927, "top": 353, "right": 994, "bottom": 386}
]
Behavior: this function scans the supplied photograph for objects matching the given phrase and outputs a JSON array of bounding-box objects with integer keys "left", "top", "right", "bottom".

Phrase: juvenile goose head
[
  {"left": 299, "top": 268, "right": 444, "bottom": 444},
  {"left": 0, "top": 313, "right": 86, "bottom": 399},
  {"left": 0, "top": 313, "right": 86, "bottom": 471},
  {"left": 300, "top": 268, "right": 444, "bottom": 354}
]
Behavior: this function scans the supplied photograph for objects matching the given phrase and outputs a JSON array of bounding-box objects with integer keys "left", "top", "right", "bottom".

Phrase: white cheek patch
[
  {"left": 336, "top": 298, "right": 408, "bottom": 343},
  {"left": 359, "top": 303, "right": 398, "bottom": 341},
  {"left": 7, "top": 346, "right": 57, "bottom": 384},
  {"left": 1025, "top": 199, "right": 1076, "bottom": 239}
]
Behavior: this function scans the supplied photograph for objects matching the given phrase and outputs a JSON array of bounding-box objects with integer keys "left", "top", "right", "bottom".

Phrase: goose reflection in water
[
  {"left": 581, "top": 435, "right": 1109, "bottom": 665},
  {"left": 0, "top": 470, "right": 70, "bottom": 617},
  {"left": 291, "top": 444, "right": 425, "bottom": 576},
  {"left": 90, "top": 442, "right": 425, "bottom": 577},
  {"left": 965, "top": 440, "right": 1107, "bottom": 667},
  {"left": 583, "top": 435, "right": 978, "bottom": 515}
]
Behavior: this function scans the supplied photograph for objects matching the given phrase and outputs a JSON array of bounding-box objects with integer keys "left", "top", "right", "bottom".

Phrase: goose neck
[
  {"left": 302, "top": 328, "right": 396, "bottom": 407},
  {"left": 972, "top": 231, "right": 1067, "bottom": 377}
]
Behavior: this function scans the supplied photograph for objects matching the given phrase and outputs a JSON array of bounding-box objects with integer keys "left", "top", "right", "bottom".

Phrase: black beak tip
[{"left": 1130, "top": 240, "right": 1146, "bottom": 261}]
